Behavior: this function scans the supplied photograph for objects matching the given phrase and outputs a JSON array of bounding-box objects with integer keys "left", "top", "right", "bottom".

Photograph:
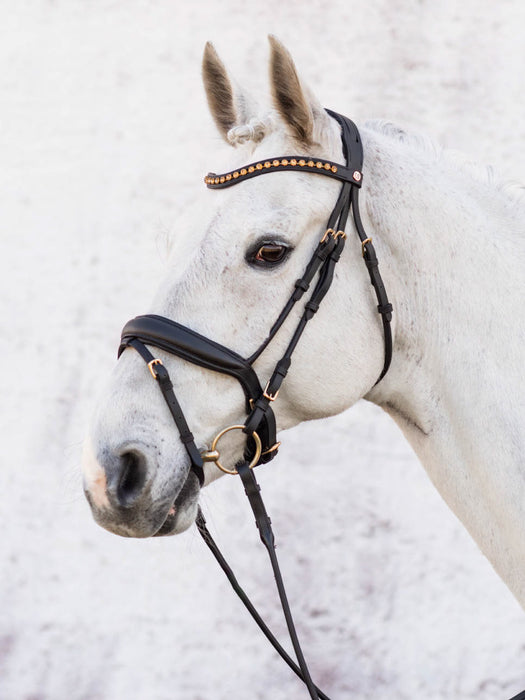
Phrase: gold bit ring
[{"left": 201, "top": 425, "right": 262, "bottom": 475}]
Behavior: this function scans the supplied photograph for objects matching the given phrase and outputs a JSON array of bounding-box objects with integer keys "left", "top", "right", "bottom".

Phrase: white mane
[{"left": 366, "top": 118, "right": 525, "bottom": 207}]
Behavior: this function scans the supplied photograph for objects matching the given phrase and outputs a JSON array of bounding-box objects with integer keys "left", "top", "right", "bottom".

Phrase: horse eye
[{"left": 253, "top": 243, "right": 289, "bottom": 266}]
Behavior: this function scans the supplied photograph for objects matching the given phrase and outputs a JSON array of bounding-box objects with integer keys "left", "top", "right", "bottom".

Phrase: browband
[{"left": 204, "top": 156, "right": 362, "bottom": 188}]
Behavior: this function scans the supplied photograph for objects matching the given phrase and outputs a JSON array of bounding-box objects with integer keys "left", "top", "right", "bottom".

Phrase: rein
[{"left": 119, "top": 110, "right": 393, "bottom": 699}]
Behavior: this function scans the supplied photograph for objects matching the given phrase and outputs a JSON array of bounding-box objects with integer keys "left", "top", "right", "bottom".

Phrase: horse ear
[
  {"left": 203, "top": 42, "right": 248, "bottom": 143},
  {"left": 269, "top": 35, "right": 324, "bottom": 146}
]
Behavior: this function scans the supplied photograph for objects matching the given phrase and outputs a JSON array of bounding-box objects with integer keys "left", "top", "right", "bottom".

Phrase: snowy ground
[{"left": 1, "top": 2, "right": 525, "bottom": 699}]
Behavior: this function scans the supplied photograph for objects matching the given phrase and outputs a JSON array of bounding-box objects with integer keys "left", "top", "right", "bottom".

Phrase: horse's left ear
[{"left": 268, "top": 35, "right": 329, "bottom": 147}]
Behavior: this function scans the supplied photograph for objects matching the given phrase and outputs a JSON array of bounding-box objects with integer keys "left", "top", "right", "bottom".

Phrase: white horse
[{"left": 83, "top": 37, "right": 525, "bottom": 610}]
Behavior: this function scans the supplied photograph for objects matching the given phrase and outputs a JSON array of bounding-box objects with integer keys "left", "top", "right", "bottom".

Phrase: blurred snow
[{"left": 1, "top": 2, "right": 524, "bottom": 699}]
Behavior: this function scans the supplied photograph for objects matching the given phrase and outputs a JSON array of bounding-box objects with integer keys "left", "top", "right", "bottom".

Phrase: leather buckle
[
  {"left": 320, "top": 228, "right": 334, "bottom": 243},
  {"left": 263, "top": 381, "right": 279, "bottom": 402},
  {"left": 262, "top": 441, "right": 281, "bottom": 456},
  {"left": 147, "top": 358, "right": 163, "bottom": 379},
  {"left": 361, "top": 237, "right": 372, "bottom": 257}
]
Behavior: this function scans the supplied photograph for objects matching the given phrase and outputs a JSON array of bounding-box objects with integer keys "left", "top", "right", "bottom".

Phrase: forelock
[{"left": 227, "top": 112, "right": 277, "bottom": 146}]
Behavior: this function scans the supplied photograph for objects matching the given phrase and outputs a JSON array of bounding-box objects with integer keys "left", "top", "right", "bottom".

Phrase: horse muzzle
[{"left": 82, "top": 437, "right": 200, "bottom": 537}]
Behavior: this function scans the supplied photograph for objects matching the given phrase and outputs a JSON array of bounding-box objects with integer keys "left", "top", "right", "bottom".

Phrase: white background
[{"left": 1, "top": 2, "right": 524, "bottom": 699}]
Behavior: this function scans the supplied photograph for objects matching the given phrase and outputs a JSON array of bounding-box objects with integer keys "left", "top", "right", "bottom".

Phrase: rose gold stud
[
  {"left": 281, "top": 159, "right": 289, "bottom": 166},
  {"left": 256, "top": 163, "right": 263, "bottom": 170},
  {"left": 353, "top": 170, "right": 362, "bottom": 181}
]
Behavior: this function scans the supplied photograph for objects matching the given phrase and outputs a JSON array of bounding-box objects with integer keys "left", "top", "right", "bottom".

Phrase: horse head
[{"left": 82, "top": 37, "right": 387, "bottom": 538}]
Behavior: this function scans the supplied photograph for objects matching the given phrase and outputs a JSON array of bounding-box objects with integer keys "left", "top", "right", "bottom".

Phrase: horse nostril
[{"left": 115, "top": 450, "right": 147, "bottom": 506}]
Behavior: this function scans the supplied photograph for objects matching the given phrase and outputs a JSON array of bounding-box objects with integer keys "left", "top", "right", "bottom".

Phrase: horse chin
[{"left": 154, "top": 469, "right": 200, "bottom": 537}]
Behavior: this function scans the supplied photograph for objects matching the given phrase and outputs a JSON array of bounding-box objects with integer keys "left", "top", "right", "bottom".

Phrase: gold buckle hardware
[
  {"left": 262, "top": 441, "right": 281, "bottom": 456},
  {"left": 200, "top": 425, "right": 262, "bottom": 475},
  {"left": 361, "top": 237, "right": 372, "bottom": 257},
  {"left": 334, "top": 230, "right": 347, "bottom": 240},
  {"left": 320, "top": 228, "right": 334, "bottom": 243},
  {"left": 263, "top": 381, "right": 279, "bottom": 402},
  {"left": 148, "top": 358, "right": 163, "bottom": 378}
]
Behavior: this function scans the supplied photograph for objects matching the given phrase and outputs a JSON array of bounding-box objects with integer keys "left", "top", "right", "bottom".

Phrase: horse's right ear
[{"left": 202, "top": 42, "right": 244, "bottom": 143}]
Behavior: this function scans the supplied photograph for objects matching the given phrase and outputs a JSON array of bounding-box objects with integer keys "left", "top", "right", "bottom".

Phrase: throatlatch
[{"left": 119, "top": 110, "right": 393, "bottom": 700}]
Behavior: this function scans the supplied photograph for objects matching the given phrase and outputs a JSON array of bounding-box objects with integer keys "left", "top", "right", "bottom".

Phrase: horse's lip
[
  {"left": 154, "top": 508, "right": 178, "bottom": 536},
  {"left": 154, "top": 496, "right": 184, "bottom": 537},
  {"left": 153, "top": 467, "right": 200, "bottom": 536}
]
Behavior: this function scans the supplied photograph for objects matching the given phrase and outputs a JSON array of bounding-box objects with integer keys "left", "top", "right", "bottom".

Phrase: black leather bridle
[{"left": 118, "top": 110, "right": 393, "bottom": 699}]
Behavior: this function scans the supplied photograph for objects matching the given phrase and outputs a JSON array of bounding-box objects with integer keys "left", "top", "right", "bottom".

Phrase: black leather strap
[
  {"left": 126, "top": 338, "right": 205, "bottom": 485},
  {"left": 247, "top": 234, "right": 338, "bottom": 364},
  {"left": 196, "top": 507, "right": 332, "bottom": 700},
  {"left": 236, "top": 461, "right": 323, "bottom": 700},
  {"left": 509, "top": 691, "right": 525, "bottom": 700},
  {"left": 350, "top": 187, "right": 393, "bottom": 381}
]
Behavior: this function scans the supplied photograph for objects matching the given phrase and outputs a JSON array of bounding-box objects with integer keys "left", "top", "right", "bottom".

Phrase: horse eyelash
[{"left": 245, "top": 239, "right": 293, "bottom": 267}]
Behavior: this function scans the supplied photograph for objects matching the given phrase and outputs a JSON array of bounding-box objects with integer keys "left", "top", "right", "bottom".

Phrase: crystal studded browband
[{"left": 204, "top": 156, "right": 363, "bottom": 189}]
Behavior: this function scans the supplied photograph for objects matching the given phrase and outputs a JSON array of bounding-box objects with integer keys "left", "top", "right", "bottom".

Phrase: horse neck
[
  {"left": 361, "top": 125, "right": 523, "bottom": 432},
  {"left": 358, "top": 125, "right": 525, "bottom": 606}
]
